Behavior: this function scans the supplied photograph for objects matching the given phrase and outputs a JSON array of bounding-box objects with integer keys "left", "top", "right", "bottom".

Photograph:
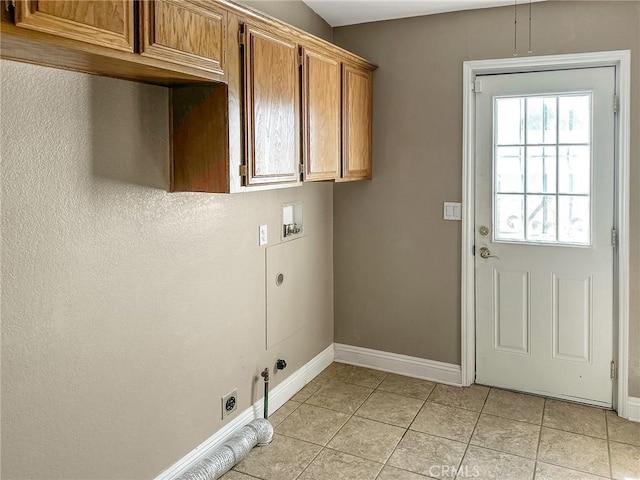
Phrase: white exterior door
[{"left": 475, "top": 67, "right": 616, "bottom": 407}]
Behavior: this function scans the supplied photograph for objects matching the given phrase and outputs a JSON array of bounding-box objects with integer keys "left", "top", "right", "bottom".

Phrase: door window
[{"left": 494, "top": 94, "right": 592, "bottom": 245}]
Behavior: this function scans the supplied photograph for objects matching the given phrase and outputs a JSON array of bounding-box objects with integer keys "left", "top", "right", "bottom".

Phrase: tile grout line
[
  {"left": 605, "top": 410, "right": 613, "bottom": 479},
  {"left": 388, "top": 383, "right": 433, "bottom": 466},
  {"left": 381, "top": 425, "right": 412, "bottom": 477},
  {"left": 356, "top": 410, "right": 424, "bottom": 430},
  {"left": 534, "top": 402, "right": 615, "bottom": 478},
  {"left": 276, "top": 364, "right": 342, "bottom": 480},
  {"left": 374, "top": 378, "right": 433, "bottom": 479},
  {"left": 266, "top": 365, "right": 629, "bottom": 480},
  {"left": 293, "top": 368, "right": 388, "bottom": 480},
  {"left": 292, "top": 442, "right": 325, "bottom": 480},
  {"left": 532, "top": 397, "right": 546, "bottom": 480},
  {"left": 534, "top": 458, "right": 614, "bottom": 479},
  {"left": 322, "top": 445, "right": 386, "bottom": 470},
  {"left": 270, "top": 401, "right": 303, "bottom": 428},
  {"left": 541, "top": 424, "right": 611, "bottom": 442},
  {"left": 476, "top": 410, "right": 544, "bottom": 427},
  {"left": 328, "top": 372, "right": 390, "bottom": 455},
  {"left": 537, "top": 404, "right": 613, "bottom": 479},
  {"left": 402, "top": 395, "right": 429, "bottom": 433},
  {"left": 278, "top": 379, "right": 407, "bottom": 448},
  {"left": 453, "top": 386, "right": 493, "bottom": 478}
]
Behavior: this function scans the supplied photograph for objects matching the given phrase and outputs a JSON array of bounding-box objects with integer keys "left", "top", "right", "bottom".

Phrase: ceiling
[{"left": 302, "top": 0, "right": 547, "bottom": 27}]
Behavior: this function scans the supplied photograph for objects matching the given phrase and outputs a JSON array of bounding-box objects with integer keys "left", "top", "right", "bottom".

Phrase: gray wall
[
  {"left": 333, "top": 1, "right": 640, "bottom": 395},
  {"left": 0, "top": 3, "right": 333, "bottom": 479}
]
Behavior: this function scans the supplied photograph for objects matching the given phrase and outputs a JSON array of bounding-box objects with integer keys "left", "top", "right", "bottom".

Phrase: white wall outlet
[
  {"left": 443, "top": 202, "right": 462, "bottom": 221},
  {"left": 222, "top": 389, "right": 238, "bottom": 419},
  {"left": 259, "top": 225, "right": 268, "bottom": 246}
]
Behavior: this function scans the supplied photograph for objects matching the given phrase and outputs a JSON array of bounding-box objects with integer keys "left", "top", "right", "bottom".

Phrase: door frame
[{"left": 461, "top": 50, "right": 632, "bottom": 417}]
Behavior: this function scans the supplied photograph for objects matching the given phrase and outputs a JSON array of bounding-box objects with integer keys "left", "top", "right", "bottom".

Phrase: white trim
[
  {"left": 461, "top": 51, "right": 631, "bottom": 416},
  {"left": 155, "top": 344, "right": 334, "bottom": 480},
  {"left": 265, "top": 344, "right": 334, "bottom": 415},
  {"left": 614, "top": 51, "right": 631, "bottom": 420},
  {"left": 627, "top": 397, "right": 640, "bottom": 423},
  {"left": 334, "top": 343, "right": 462, "bottom": 386},
  {"left": 461, "top": 59, "right": 477, "bottom": 388}
]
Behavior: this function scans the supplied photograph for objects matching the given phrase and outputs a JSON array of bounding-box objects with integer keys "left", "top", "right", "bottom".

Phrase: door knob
[{"left": 478, "top": 246, "right": 499, "bottom": 259}]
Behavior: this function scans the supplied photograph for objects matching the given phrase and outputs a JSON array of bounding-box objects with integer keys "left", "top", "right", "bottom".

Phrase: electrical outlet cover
[
  {"left": 259, "top": 225, "right": 268, "bottom": 246},
  {"left": 222, "top": 390, "right": 238, "bottom": 419}
]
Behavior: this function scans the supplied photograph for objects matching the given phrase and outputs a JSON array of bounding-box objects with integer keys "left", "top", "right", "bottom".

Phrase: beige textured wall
[
  {"left": 333, "top": 1, "right": 640, "bottom": 395},
  {"left": 0, "top": 3, "right": 333, "bottom": 479}
]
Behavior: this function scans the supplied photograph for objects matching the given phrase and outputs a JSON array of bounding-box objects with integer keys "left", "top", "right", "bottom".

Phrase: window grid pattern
[{"left": 493, "top": 93, "right": 592, "bottom": 246}]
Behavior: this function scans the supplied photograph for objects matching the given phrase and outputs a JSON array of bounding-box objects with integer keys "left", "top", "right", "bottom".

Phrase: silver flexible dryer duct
[{"left": 178, "top": 418, "right": 274, "bottom": 480}]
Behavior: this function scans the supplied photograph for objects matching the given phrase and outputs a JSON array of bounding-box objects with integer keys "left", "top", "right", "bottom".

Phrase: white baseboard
[
  {"left": 334, "top": 343, "right": 462, "bottom": 386},
  {"left": 155, "top": 344, "right": 334, "bottom": 480},
  {"left": 265, "top": 344, "right": 334, "bottom": 417},
  {"left": 627, "top": 396, "right": 640, "bottom": 422}
]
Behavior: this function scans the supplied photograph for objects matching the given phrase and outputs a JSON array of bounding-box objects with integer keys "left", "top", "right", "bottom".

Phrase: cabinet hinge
[
  {"left": 239, "top": 164, "right": 247, "bottom": 177},
  {"left": 5, "top": 0, "right": 15, "bottom": 22},
  {"left": 298, "top": 53, "right": 303, "bottom": 66},
  {"left": 473, "top": 79, "right": 483, "bottom": 93},
  {"left": 5, "top": 0, "right": 15, "bottom": 18},
  {"left": 298, "top": 163, "right": 304, "bottom": 173},
  {"left": 613, "top": 94, "right": 620, "bottom": 114},
  {"left": 610, "top": 360, "right": 616, "bottom": 380},
  {"left": 238, "top": 28, "right": 245, "bottom": 46},
  {"left": 611, "top": 227, "right": 618, "bottom": 247}
]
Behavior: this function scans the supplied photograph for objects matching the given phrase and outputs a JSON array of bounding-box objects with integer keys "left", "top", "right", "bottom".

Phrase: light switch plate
[
  {"left": 259, "top": 225, "right": 268, "bottom": 246},
  {"left": 443, "top": 202, "right": 462, "bottom": 221}
]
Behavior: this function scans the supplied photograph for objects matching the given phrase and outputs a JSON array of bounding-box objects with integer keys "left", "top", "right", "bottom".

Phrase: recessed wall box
[{"left": 281, "top": 201, "right": 303, "bottom": 240}]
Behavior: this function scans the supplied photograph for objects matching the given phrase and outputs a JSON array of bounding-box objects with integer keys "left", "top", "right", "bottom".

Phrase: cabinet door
[
  {"left": 14, "top": 0, "right": 135, "bottom": 52},
  {"left": 301, "top": 48, "right": 341, "bottom": 181},
  {"left": 140, "top": 0, "right": 226, "bottom": 75},
  {"left": 243, "top": 25, "right": 300, "bottom": 187},
  {"left": 342, "top": 63, "right": 373, "bottom": 180}
]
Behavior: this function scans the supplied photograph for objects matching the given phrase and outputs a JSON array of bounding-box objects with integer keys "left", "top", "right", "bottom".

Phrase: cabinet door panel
[
  {"left": 302, "top": 48, "right": 341, "bottom": 181},
  {"left": 140, "top": 0, "right": 225, "bottom": 75},
  {"left": 14, "top": 0, "right": 134, "bottom": 52},
  {"left": 243, "top": 25, "right": 300, "bottom": 186},
  {"left": 342, "top": 64, "right": 373, "bottom": 180}
]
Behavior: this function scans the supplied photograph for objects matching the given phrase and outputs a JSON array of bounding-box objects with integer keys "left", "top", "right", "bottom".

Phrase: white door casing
[
  {"left": 460, "top": 51, "right": 631, "bottom": 418},
  {"left": 475, "top": 67, "right": 615, "bottom": 407}
]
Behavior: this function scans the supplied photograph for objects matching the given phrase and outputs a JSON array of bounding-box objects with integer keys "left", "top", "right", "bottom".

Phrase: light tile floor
[{"left": 223, "top": 363, "right": 640, "bottom": 480}]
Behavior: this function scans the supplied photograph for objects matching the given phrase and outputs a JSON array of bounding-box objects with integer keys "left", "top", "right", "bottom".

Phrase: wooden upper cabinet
[
  {"left": 242, "top": 24, "right": 300, "bottom": 187},
  {"left": 301, "top": 48, "right": 341, "bottom": 182},
  {"left": 13, "top": 0, "right": 135, "bottom": 52},
  {"left": 140, "top": 0, "right": 226, "bottom": 75},
  {"left": 342, "top": 63, "right": 373, "bottom": 181}
]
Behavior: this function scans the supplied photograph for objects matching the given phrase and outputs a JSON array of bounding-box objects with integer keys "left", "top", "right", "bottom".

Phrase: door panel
[
  {"left": 342, "top": 63, "right": 372, "bottom": 180},
  {"left": 475, "top": 67, "right": 615, "bottom": 406},
  {"left": 493, "top": 269, "right": 530, "bottom": 354},
  {"left": 552, "top": 274, "right": 592, "bottom": 363},
  {"left": 301, "top": 48, "right": 341, "bottom": 181},
  {"left": 140, "top": 0, "right": 226, "bottom": 75},
  {"left": 243, "top": 25, "right": 300, "bottom": 186},
  {"left": 14, "top": 0, "right": 135, "bottom": 52}
]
